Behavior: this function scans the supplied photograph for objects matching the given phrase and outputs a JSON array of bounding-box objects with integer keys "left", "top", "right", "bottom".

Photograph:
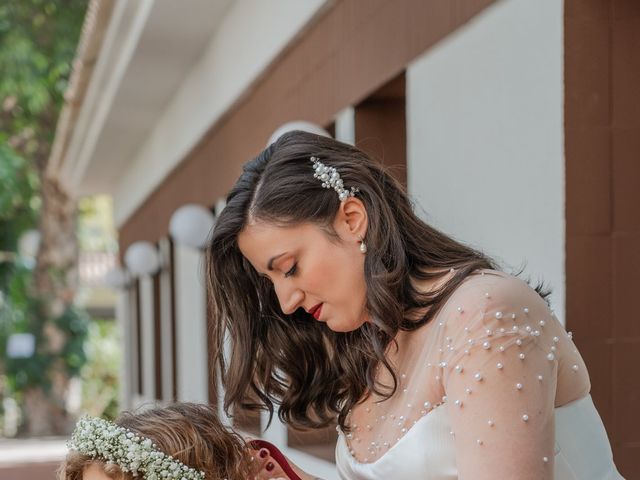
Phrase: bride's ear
[{"left": 334, "top": 197, "right": 368, "bottom": 240}]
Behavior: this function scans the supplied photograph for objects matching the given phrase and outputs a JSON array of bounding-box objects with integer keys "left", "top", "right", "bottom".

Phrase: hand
[
  {"left": 249, "top": 446, "right": 292, "bottom": 480},
  {"left": 247, "top": 439, "right": 320, "bottom": 480}
]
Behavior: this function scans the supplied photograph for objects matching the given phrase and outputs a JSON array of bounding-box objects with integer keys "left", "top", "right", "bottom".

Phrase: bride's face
[{"left": 238, "top": 213, "right": 368, "bottom": 333}]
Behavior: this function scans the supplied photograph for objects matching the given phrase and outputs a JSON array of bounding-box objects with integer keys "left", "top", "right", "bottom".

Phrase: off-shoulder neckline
[{"left": 339, "top": 393, "right": 593, "bottom": 468}]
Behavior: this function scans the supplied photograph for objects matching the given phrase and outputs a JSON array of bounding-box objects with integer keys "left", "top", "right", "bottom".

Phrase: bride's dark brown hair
[{"left": 207, "top": 130, "right": 497, "bottom": 431}]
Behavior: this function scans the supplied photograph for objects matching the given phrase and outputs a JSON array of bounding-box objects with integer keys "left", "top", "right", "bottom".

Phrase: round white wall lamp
[
  {"left": 267, "top": 120, "right": 331, "bottom": 147},
  {"left": 169, "top": 204, "right": 216, "bottom": 250},
  {"left": 124, "top": 241, "right": 160, "bottom": 277}
]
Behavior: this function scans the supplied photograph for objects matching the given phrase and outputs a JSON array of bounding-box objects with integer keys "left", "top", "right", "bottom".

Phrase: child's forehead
[{"left": 82, "top": 463, "right": 113, "bottom": 480}]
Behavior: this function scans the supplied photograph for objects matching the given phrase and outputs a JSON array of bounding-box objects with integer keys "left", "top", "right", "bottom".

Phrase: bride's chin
[{"left": 326, "top": 315, "right": 369, "bottom": 333}]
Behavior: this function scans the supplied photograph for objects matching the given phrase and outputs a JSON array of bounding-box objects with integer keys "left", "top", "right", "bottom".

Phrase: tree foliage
[
  {"left": 0, "top": 0, "right": 87, "bottom": 152},
  {"left": 0, "top": 0, "right": 88, "bottom": 434},
  {"left": 0, "top": 0, "right": 87, "bottom": 277}
]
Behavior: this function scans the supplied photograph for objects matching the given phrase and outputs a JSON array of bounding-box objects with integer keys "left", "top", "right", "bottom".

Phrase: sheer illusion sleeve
[{"left": 440, "top": 273, "right": 577, "bottom": 480}]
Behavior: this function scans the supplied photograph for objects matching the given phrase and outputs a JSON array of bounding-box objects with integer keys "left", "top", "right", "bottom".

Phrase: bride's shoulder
[
  {"left": 441, "top": 269, "right": 552, "bottom": 333},
  {"left": 450, "top": 269, "right": 546, "bottom": 308}
]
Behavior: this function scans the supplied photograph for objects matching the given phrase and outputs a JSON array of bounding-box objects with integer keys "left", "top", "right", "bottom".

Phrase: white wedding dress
[{"left": 334, "top": 270, "right": 624, "bottom": 479}]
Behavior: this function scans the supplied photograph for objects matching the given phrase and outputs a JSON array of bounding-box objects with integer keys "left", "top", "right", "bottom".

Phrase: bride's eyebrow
[{"left": 267, "top": 252, "right": 288, "bottom": 271}]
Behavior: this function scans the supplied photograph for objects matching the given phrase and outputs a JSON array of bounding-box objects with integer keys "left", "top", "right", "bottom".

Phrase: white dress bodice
[
  {"left": 333, "top": 270, "right": 624, "bottom": 479},
  {"left": 336, "top": 394, "right": 624, "bottom": 479}
]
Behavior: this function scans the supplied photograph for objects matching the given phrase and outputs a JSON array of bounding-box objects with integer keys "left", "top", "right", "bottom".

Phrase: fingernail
[
  {"left": 266, "top": 461, "right": 274, "bottom": 471},
  {"left": 259, "top": 448, "right": 269, "bottom": 458}
]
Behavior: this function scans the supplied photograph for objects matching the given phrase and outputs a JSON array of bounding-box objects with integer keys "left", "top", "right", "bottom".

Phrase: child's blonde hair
[{"left": 59, "top": 403, "right": 253, "bottom": 480}]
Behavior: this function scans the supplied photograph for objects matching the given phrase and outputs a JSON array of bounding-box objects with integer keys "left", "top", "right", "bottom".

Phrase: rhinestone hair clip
[
  {"left": 68, "top": 416, "right": 206, "bottom": 480},
  {"left": 310, "top": 156, "right": 359, "bottom": 201}
]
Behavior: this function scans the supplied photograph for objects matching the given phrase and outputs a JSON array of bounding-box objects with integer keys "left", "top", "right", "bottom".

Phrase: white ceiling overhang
[
  {"left": 56, "top": 0, "right": 329, "bottom": 227},
  {"left": 58, "top": 0, "right": 234, "bottom": 196}
]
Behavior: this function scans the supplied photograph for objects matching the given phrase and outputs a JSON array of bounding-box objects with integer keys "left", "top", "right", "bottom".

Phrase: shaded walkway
[{"left": 0, "top": 437, "right": 66, "bottom": 480}]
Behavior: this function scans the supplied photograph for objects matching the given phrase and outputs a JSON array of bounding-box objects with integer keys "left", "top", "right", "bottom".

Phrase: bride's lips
[{"left": 309, "top": 303, "right": 323, "bottom": 320}]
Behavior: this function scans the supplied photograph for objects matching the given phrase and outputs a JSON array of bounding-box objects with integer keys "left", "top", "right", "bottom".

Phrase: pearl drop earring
[{"left": 359, "top": 235, "right": 367, "bottom": 254}]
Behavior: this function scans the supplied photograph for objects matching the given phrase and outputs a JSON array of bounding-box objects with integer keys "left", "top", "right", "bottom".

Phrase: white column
[
  {"left": 158, "top": 238, "right": 175, "bottom": 402},
  {"left": 217, "top": 330, "right": 233, "bottom": 427},
  {"left": 334, "top": 107, "right": 355, "bottom": 145},
  {"left": 139, "top": 275, "right": 156, "bottom": 401},
  {"left": 173, "top": 244, "right": 209, "bottom": 402},
  {"left": 260, "top": 408, "right": 288, "bottom": 446},
  {"left": 128, "top": 284, "right": 141, "bottom": 405},
  {"left": 115, "top": 289, "right": 132, "bottom": 410}
]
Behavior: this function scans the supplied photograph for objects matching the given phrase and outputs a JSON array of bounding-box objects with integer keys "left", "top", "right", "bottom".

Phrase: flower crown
[
  {"left": 68, "top": 415, "right": 206, "bottom": 480},
  {"left": 310, "top": 156, "right": 359, "bottom": 201}
]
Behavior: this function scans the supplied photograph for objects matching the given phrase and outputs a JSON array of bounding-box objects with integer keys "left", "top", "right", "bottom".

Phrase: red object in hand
[{"left": 250, "top": 439, "right": 302, "bottom": 480}]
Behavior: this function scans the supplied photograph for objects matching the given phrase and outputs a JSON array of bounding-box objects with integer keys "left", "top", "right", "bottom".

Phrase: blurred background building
[{"left": 1, "top": 0, "right": 638, "bottom": 479}]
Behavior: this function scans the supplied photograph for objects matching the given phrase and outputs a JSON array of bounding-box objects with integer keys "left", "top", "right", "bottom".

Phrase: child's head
[{"left": 60, "top": 403, "right": 252, "bottom": 480}]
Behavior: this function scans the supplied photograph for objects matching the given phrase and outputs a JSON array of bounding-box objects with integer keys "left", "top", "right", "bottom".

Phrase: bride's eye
[{"left": 284, "top": 263, "right": 298, "bottom": 278}]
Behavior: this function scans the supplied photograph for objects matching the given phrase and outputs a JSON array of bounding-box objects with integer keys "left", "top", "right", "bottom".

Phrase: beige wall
[{"left": 118, "top": 0, "right": 496, "bottom": 252}]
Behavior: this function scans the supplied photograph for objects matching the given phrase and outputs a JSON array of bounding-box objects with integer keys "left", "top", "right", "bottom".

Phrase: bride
[{"left": 207, "top": 130, "right": 624, "bottom": 479}]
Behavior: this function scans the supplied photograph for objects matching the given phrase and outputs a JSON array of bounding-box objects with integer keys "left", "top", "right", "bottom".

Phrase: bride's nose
[{"left": 275, "top": 282, "right": 304, "bottom": 315}]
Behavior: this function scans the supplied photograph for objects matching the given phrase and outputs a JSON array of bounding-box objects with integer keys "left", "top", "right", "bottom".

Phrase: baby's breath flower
[{"left": 68, "top": 416, "right": 206, "bottom": 480}]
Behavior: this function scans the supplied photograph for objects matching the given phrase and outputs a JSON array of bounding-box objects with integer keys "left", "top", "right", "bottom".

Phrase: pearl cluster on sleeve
[{"left": 339, "top": 272, "right": 583, "bottom": 467}]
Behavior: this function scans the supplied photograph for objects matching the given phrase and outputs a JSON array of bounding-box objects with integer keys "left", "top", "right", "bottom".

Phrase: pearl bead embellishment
[{"left": 342, "top": 282, "right": 584, "bottom": 463}]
